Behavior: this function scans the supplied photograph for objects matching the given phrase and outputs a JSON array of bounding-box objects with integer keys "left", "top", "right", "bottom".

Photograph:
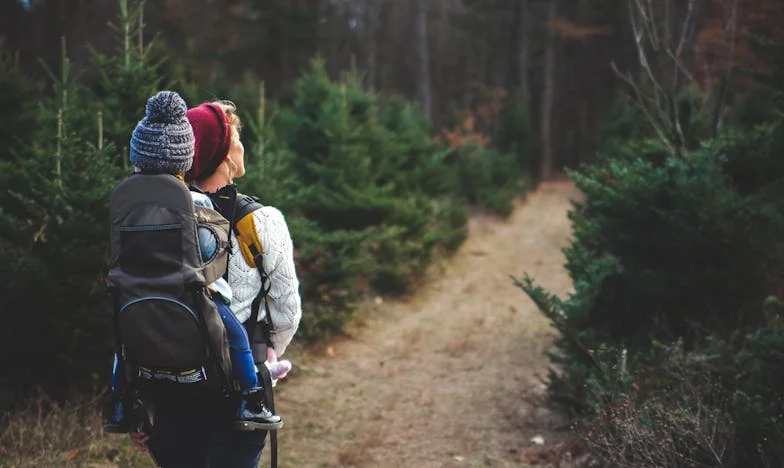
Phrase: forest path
[{"left": 273, "top": 179, "right": 581, "bottom": 467}]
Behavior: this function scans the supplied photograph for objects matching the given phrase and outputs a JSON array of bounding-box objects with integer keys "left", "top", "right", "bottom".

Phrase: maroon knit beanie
[{"left": 185, "top": 103, "right": 231, "bottom": 182}]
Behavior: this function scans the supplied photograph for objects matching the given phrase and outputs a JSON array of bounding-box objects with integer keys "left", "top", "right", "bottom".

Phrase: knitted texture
[
  {"left": 228, "top": 206, "right": 302, "bottom": 357},
  {"left": 185, "top": 103, "right": 231, "bottom": 182},
  {"left": 130, "top": 91, "right": 194, "bottom": 173}
]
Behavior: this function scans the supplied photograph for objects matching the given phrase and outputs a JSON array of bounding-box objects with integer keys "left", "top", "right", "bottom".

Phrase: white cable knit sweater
[{"left": 228, "top": 205, "right": 302, "bottom": 357}]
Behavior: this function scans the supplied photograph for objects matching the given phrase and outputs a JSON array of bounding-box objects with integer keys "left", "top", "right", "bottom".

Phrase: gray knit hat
[{"left": 129, "top": 91, "right": 194, "bottom": 173}]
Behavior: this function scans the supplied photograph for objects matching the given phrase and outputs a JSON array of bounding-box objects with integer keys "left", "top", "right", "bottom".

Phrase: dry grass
[
  {"left": 580, "top": 351, "right": 735, "bottom": 468},
  {"left": 335, "top": 424, "right": 388, "bottom": 467},
  {"left": 0, "top": 392, "right": 153, "bottom": 468},
  {"left": 441, "top": 337, "right": 477, "bottom": 357},
  {"left": 582, "top": 391, "right": 734, "bottom": 468}
]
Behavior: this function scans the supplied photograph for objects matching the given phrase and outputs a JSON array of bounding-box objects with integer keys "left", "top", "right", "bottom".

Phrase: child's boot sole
[{"left": 234, "top": 420, "right": 284, "bottom": 431}]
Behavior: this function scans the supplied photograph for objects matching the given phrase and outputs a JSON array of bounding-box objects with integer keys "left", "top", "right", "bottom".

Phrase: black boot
[
  {"left": 103, "top": 397, "right": 130, "bottom": 433},
  {"left": 234, "top": 388, "right": 283, "bottom": 431},
  {"left": 104, "top": 396, "right": 151, "bottom": 434}
]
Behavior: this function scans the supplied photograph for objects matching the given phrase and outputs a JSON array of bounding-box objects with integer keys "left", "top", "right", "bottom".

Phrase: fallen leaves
[{"left": 63, "top": 448, "right": 82, "bottom": 460}]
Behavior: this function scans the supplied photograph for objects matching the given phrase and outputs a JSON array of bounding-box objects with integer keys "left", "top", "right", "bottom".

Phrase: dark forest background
[{"left": 3, "top": 1, "right": 784, "bottom": 465}]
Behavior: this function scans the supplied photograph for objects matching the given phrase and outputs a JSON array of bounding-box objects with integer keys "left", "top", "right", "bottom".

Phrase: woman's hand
[{"left": 266, "top": 346, "right": 278, "bottom": 363}]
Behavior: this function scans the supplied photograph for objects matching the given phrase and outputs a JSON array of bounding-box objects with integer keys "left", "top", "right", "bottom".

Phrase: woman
[
  {"left": 185, "top": 100, "right": 301, "bottom": 371},
  {"left": 142, "top": 100, "right": 302, "bottom": 467}
]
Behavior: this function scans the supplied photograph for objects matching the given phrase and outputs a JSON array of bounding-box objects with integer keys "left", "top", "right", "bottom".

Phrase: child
[{"left": 104, "top": 91, "right": 281, "bottom": 433}]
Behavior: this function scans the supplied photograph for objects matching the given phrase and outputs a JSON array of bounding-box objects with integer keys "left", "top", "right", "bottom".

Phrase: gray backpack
[{"left": 107, "top": 173, "right": 232, "bottom": 395}]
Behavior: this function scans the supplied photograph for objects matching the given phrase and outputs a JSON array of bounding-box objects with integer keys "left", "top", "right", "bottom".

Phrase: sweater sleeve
[{"left": 253, "top": 206, "right": 302, "bottom": 357}]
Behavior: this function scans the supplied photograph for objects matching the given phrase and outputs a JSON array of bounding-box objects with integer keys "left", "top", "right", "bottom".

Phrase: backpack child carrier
[{"left": 107, "top": 173, "right": 232, "bottom": 396}]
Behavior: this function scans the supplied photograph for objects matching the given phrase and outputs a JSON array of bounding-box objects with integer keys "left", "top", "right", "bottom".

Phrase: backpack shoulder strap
[
  {"left": 205, "top": 185, "right": 264, "bottom": 266},
  {"left": 232, "top": 194, "right": 274, "bottom": 342},
  {"left": 207, "top": 187, "right": 274, "bottom": 343},
  {"left": 233, "top": 194, "right": 265, "bottom": 268}
]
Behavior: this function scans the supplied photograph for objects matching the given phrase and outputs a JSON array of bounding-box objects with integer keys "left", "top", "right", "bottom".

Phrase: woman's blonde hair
[
  {"left": 207, "top": 100, "right": 242, "bottom": 181},
  {"left": 211, "top": 100, "right": 242, "bottom": 134}
]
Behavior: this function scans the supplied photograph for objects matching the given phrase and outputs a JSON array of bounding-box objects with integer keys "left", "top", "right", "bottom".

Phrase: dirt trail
[{"left": 273, "top": 180, "right": 581, "bottom": 468}]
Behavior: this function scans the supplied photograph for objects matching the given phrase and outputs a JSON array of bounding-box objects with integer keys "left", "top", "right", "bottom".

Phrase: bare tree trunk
[
  {"left": 578, "top": 98, "right": 589, "bottom": 166},
  {"left": 508, "top": 0, "right": 529, "bottom": 97},
  {"left": 0, "top": 1, "right": 21, "bottom": 57},
  {"left": 414, "top": 0, "right": 431, "bottom": 121},
  {"left": 364, "top": 0, "right": 376, "bottom": 91},
  {"left": 539, "top": 0, "right": 557, "bottom": 180},
  {"left": 519, "top": 0, "right": 529, "bottom": 97},
  {"left": 615, "top": 0, "right": 710, "bottom": 157}
]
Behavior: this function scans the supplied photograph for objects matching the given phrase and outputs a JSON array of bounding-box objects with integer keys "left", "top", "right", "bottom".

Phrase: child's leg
[
  {"left": 111, "top": 353, "right": 122, "bottom": 395},
  {"left": 105, "top": 352, "right": 129, "bottom": 432},
  {"left": 213, "top": 298, "right": 259, "bottom": 391},
  {"left": 213, "top": 297, "right": 282, "bottom": 430}
]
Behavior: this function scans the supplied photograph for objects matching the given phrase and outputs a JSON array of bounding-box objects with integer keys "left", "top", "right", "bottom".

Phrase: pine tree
[
  {"left": 0, "top": 41, "right": 43, "bottom": 163},
  {"left": 0, "top": 31, "right": 124, "bottom": 399},
  {"left": 0, "top": 0, "right": 164, "bottom": 401},
  {"left": 90, "top": 0, "right": 167, "bottom": 168}
]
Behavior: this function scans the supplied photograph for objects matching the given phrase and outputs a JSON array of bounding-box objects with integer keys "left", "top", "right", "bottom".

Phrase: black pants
[{"left": 148, "top": 396, "right": 267, "bottom": 468}]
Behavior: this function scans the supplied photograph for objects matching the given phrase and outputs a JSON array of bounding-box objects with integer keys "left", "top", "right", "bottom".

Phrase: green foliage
[
  {"left": 521, "top": 152, "right": 782, "bottom": 409},
  {"left": 0, "top": 1, "right": 162, "bottom": 402},
  {"left": 433, "top": 90, "right": 532, "bottom": 215},
  {"left": 0, "top": 78, "right": 122, "bottom": 400},
  {"left": 595, "top": 92, "right": 651, "bottom": 155},
  {"left": 718, "top": 121, "right": 784, "bottom": 206},
  {"left": 429, "top": 198, "right": 469, "bottom": 254},
  {"left": 597, "top": 88, "right": 721, "bottom": 161},
  {"left": 0, "top": 12, "right": 535, "bottom": 401},
  {"left": 516, "top": 69, "right": 784, "bottom": 409},
  {"left": 445, "top": 143, "right": 524, "bottom": 217},
  {"left": 235, "top": 58, "right": 474, "bottom": 337},
  {"left": 516, "top": 32, "right": 784, "bottom": 467},
  {"left": 523, "top": 148, "right": 780, "bottom": 374},
  {"left": 746, "top": 33, "right": 784, "bottom": 96},
  {"left": 493, "top": 88, "right": 536, "bottom": 178},
  {"left": 705, "top": 297, "right": 784, "bottom": 467},
  {"left": 283, "top": 217, "right": 369, "bottom": 342},
  {"left": 0, "top": 42, "right": 43, "bottom": 163},
  {"left": 89, "top": 0, "right": 168, "bottom": 168}
]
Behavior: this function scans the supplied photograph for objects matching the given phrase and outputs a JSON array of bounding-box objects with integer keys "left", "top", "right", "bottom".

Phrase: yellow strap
[{"left": 235, "top": 212, "right": 263, "bottom": 267}]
